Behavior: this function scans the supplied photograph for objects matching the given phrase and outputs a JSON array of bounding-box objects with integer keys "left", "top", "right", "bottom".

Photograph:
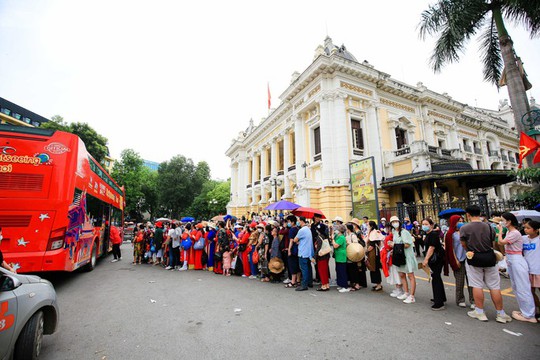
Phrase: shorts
[
  {"left": 465, "top": 262, "right": 500, "bottom": 290},
  {"left": 530, "top": 274, "right": 540, "bottom": 288},
  {"left": 155, "top": 249, "right": 163, "bottom": 258},
  {"left": 288, "top": 254, "right": 300, "bottom": 274}
]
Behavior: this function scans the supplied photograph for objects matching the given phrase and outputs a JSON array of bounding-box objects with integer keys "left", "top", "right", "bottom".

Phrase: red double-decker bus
[{"left": 0, "top": 124, "right": 124, "bottom": 273}]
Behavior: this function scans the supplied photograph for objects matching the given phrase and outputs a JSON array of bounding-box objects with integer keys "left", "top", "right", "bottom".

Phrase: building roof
[{"left": 0, "top": 96, "right": 50, "bottom": 125}]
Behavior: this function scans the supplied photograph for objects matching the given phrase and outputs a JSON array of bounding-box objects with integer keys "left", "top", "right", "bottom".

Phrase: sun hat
[
  {"left": 256, "top": 223, "right": 265, "bottom": 229},
  {"left": 268, "top": 258, "right": 284, "bottom": 274},
  {"left": 489, "top": 216, "right": 503, "bottom": 223},
  {"left": 349, "top": 218, "right": 362, "bottom": 228},
  {"left": 333, "top": 216, "right": 344, "bottom": 223},
  {"left": 389, "top": 216, "right": 400, "bottom": 223},
  {"left": 249, "top": 222, "right": 257, "bottom": 229},
  {"left": 380, "top": 217, "right": 387, "bottom": 222}
]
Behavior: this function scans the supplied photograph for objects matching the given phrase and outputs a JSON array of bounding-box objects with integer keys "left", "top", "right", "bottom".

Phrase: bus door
[{"left": 102, "top": 205, "right": 111, "bottom": 254}]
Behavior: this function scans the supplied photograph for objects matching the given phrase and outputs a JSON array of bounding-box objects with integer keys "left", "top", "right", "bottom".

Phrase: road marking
[{"left": 414, "top": 275, "right": 515, "bottom": 298}]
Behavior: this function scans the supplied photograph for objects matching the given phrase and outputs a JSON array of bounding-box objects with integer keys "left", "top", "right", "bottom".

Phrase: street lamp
[
  {"left": 270, "top": 177, "right": 282, "bottom": 202},
  {"left": 301, "top": 161, "right": 309, "bottom": 178}
]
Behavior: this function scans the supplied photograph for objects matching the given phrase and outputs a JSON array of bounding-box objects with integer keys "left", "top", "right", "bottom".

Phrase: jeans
[
  {"left": 170, "top": 247, "right": 180, "bottom": 267},
  {"left": 249, "top": 246, "right": 259, "bottom": 276},
  {"left": 299, "top": 257, "right": 313, "bottom": 288}
]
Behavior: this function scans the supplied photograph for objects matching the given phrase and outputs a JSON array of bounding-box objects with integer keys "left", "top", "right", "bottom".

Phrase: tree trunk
[{"left": 494, "top": 7, "right": 533, "bottom": 167}]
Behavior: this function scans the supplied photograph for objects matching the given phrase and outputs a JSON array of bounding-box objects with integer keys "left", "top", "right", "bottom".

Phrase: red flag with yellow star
[{"left": 519, "top": 132, "right": 540, "bottom": 168}]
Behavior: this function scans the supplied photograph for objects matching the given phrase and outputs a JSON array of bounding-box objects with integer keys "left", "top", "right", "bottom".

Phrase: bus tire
[
  {"left": 83, "top": 243, "right": 97, "bottom": 272},
  {"left": 14, "top": 310, "right": 44, "bottom": 360}
]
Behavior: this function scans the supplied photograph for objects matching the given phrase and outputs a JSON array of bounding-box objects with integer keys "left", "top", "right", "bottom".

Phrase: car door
[{"left": 0, "top": 274, "right": 19, "bottom": 359}]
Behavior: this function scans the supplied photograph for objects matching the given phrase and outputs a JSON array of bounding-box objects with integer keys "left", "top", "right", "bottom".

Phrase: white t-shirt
[
  {"left": 523, "top": 235, "right": 540, "bottom": 275},
  {"left": 168, "top": 228, "right": 180, "bottom": 248}
]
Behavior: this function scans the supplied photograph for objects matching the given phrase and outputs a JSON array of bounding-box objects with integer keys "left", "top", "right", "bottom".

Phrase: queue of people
[{"left": 124, "top": 205, "right": 540, "bottom": 324}]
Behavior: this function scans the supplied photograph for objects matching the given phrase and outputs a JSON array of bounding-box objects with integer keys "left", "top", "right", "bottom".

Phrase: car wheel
[
  {"left": 83, "top": 243, "right": 97, "bottom": 272},
  {"left": 14, "top": 310, "right": 44, "bottom": 360}
]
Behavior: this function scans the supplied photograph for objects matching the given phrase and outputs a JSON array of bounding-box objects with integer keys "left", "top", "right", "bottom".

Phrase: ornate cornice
[
  {"left": 380, "top": 98, "right": 415, "bottom": 113},
  {"left": 340, "top": 81, "right": 373, "bottom": 97}
]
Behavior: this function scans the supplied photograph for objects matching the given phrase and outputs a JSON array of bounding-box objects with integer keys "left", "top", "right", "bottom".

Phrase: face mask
[
  {"left": 421, "top": 225, "right": 430, "bottom": 232},
  {"left": 296, "top": 221, "right": 301, "bottom": 227},
  {"left": 392, "top": 222, "right": 400, "bottom": 229},
  {"left": 381, "top": 221, "right": 386, "bottom": 225},
  {"left": 287, "top": 223, "right": 291, "bottom": 228},
  {"left": 257, "top": 228, "right": 263, "bottom": 233},
  {"left": 456, "top": 223, "right": 464, "bottom": 230}
]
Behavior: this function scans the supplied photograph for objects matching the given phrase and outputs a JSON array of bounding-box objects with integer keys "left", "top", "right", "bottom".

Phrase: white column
[
  {"left": 260, "top": 148, "right": 268, "bottom": 203},
  {"left": 332, "top": 93, "right": 350, "bottom": 182},
  {"left": 251, "top": 154, "right": 257, "bottom": 205},
  {"left": 366, "top": 103, "right": 384, "bottom": 185},
  {"left": 294, "top": 114, "right": 306, "bottom": 183},
  {"left": 230, "top": 162, "right": 237, "bottom": 205},
  {"left": 271, "top": 140, "right": 277, "bottom": 177},
  {"left": 283, "top": 132, "right": 291, "bottom": 199},
  {"left": 238, "top": 157, "right": 247, "bottom": 205},
  {"left": 318, "top": 94, "right": 336, "bottom": 185}
]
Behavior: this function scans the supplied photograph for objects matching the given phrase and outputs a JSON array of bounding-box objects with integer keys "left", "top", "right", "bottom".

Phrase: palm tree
[{"left": 418, "top": 0, "right": 539, "bottom": 140}]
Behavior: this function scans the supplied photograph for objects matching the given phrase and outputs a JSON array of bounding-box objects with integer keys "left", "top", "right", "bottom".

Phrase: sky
[{"left": 1, "top": 0, "right": 539, "bottom": 180}]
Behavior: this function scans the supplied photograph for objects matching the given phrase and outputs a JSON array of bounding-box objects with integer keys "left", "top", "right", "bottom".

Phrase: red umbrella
[{"left": 292, "top": 207, "right": 326, "bottom": 219}]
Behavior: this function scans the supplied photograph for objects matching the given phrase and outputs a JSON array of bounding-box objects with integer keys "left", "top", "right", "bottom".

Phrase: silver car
[{"left": 0, "top": 267, "right": 59, "bottom": 360}]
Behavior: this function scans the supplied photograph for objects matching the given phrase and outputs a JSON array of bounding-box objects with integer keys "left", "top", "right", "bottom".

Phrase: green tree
[
  {"left": 42, "top": 115, "right": 110, "bottom": 164},
  {"left": 511, "top": 168, "right": 540, "bottom": 208},
  {"left": 186, "top": 179, "right": 230, "bottom": 219},
  {"left": 140, "top": 167, "right": 158, "bottom": 219},
  {"left": 157, "top": 156, "right": 211, "bottom": 218},
  {"left": 418, "top": 0, "right": 539, "bottom": 140},
  {"left": 111, "top": 149, "right": 145, "bottom": 220}
]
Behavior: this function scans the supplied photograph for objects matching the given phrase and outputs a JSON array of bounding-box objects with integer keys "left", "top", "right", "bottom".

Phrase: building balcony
[
  {"left": 246, "top": 184, "right": 252, "bottom": 189},
  {"left": 288, "top": 165, "right": 296, "bottom": 172},
  {"left": 263, "top": 176, "right": 271, "bottom": 182},
  {"left": 277, "top": 170, "right": 284, "bottom": 176},
  {"left": 353, "top": 148, "right": 364, "bottom": 156},
  {"left": 508, "top": 156, "right": 515, "bottom": 163},
  {"left": 474, "top": 148, "right": 482, "bottom": 155},
  {"left": 254, "top": 180, "right": 260, "bottom": 186},
  {"left": 395, "top": 146, "right": 411, "bottom": 157},
  {"left": 463, "top": 145, "right": 472, "bottom": 153},
  {"left": 501, "top": 154, "right": 508, "bottom": 162},
  {"left": 313, "top": 153, "right": 322, "bottom": 162},
  {"left": 489, "top": 150, "right": 499, "bottom": 157}
]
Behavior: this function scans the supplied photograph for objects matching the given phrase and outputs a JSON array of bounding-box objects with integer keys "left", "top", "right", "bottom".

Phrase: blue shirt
[
  {"left": 452, "top": 232, "right": 466, "bottom": 262},
  {"left": 296, "top": 226, "right": 314, "bottom": 258}
]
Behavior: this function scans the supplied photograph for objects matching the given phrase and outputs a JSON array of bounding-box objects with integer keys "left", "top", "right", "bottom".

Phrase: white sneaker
[
  {"left": 165, "top": 266, "right": 172, "bottom": 270},
  {"left": 283, "top": 278, "right": 291, "bottom": 284},
  {"left": 403, "top": 295, "right": 415, "bottom": 304},
  {"left": 249, "top": 275, "right": 257, "bottom": 279},
  {"left": 468, "top": 310, "right": 488, "bottom": 322},
  {"left": 390, "top": 290, "right": 403, "bottom": 298},
  {"left": 470, "top": 304, "right": 476, "bottom": 310},
  {"left": 397, "top": 292, "right": 409, "bottom": 300},
  {"left": 111, "top": 259, "right": 118, "bottom": 263},
  {"left": 458, "top": 302, "right": 466, "bottom": 308},
  {"left": 338, "top": 288, "right": 350, "bottom": 293},
  {"left": 242, "top": 275, "right": 247, "bottom": 277},
  {"left": 179, "top": 267, "right": 187, "bottom": 271},
  {"left": 496, "top": 313, "right": 512, "bottom": 324}
]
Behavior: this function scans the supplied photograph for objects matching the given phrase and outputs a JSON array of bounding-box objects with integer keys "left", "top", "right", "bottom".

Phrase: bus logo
[
  {"left": 45, "top": 142, "right": 70, "bottom": 154},
  {"left": 0, "top": 146, "right": 16, "bottom": 155},
  {"left": 0, "top": 164, "right": 12, "bottom": 173}
]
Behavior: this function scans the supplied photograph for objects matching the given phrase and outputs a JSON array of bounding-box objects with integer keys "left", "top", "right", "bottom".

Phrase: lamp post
[
  {"left": 301, "top": 161, "right": 309, "bottom": 178},
  {"left": 270, "top": 177, "right": 282, "bottom": 202},
  {"left": 433, "top": 182, "right": 442, "bottom": 217}
]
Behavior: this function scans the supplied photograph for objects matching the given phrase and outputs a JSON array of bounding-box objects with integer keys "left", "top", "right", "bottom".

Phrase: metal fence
[{"left": 380, "top": 199, "right": 526, "bottom": 223}]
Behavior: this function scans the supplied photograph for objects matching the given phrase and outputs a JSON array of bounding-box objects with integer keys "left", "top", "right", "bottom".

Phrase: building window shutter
[
  {"left": 314, "top": 127, "right": 321, "bottom": 155},
  {"left": 351, "top": 120, "right": 364, "bottom": 150},
  {"left": 395, "top": 127, "right": 407, "bottom": 149}
]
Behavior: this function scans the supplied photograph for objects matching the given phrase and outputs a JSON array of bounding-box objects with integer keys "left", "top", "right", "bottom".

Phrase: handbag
[
  {"left": 193, "top": 238, "right": 205, "bottom": 250},
  {"left": 181, "top": 238, "right": 192, "bottom": 250},
  {"left": 239, "top": 243, "right": 247, "bottom": 252},
  {"left": 466, "top": 249, "right": 496, "bottom": 268},
  {"left": 252, "top": 249, "right": 259, "bottom": 264},
  {"left": 392, "top": 243, "right": 406, "bottom": 266},
  {"left": 318, "top": 239, "right": 332, "bottom": 257}
]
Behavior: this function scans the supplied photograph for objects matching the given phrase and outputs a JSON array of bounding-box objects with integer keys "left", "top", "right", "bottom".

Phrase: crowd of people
[{"left": 124, "top": 205, "right": 540, "bottom": 324}]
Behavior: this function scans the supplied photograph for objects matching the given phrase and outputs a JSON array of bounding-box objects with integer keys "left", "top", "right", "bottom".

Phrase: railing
[
  {"left": 254, "top": 180, "right": 260, "bottom": 185},
  {"left": 395, "top": 147, "right": 411, "bottom": 156},
  {"left": 246, "top": 184, "right": 252, "bottom": 189},
  {"left": 501, "top": 154, "right": 508, "bottom": 161},
  {"left": 464, "top": 145, "right": 472, "bottom": 153},
  {"left": 288, "top": 165, "right": 296, "bottom": 172},
  {"left": 441, "top": 149, "right": 452, "bottom": 157},
  {"left": 508, "top": 157, "right": 515, "bottom": 163},
  {"left": 313, "top": 153, "right": 322, "bottom": 162},
  {"left": 380, "top": 199, "right": 525, "bottom": 223},
  {"left": 353, "top": 148, "right": 364, "bottom": 156},
  {"left": 263, "top": 176, "right": 270, "bottom": 182},
  {"left": 489, "top": 150, "right": 499, "bottom": 157},
  {"left": 277, "top": 170, "right": 284, "bottom": 176},
  {"left": 474, "top": 148, "right": 482, "bottom": 155},
  {"left": 428, "top": 146, "right": 438, "bottom": 154}
]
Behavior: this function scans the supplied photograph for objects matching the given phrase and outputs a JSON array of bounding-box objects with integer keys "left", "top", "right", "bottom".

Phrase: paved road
[{"left": 38, "top": 244, "right": 539, "bottom": 360}]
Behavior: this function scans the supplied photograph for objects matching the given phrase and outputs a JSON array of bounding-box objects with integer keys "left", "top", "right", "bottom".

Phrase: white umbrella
[
  {"left": 510, "top": 210, "right": 540, "bottom": 222},
  {"left": 155, "top": 217, "right": 171, "bottom": 222}
]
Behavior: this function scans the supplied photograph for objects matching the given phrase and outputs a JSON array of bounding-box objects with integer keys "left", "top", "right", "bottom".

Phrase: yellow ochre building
[{"left": 225, "top": 37, "right": 528, "bottom": 221}]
